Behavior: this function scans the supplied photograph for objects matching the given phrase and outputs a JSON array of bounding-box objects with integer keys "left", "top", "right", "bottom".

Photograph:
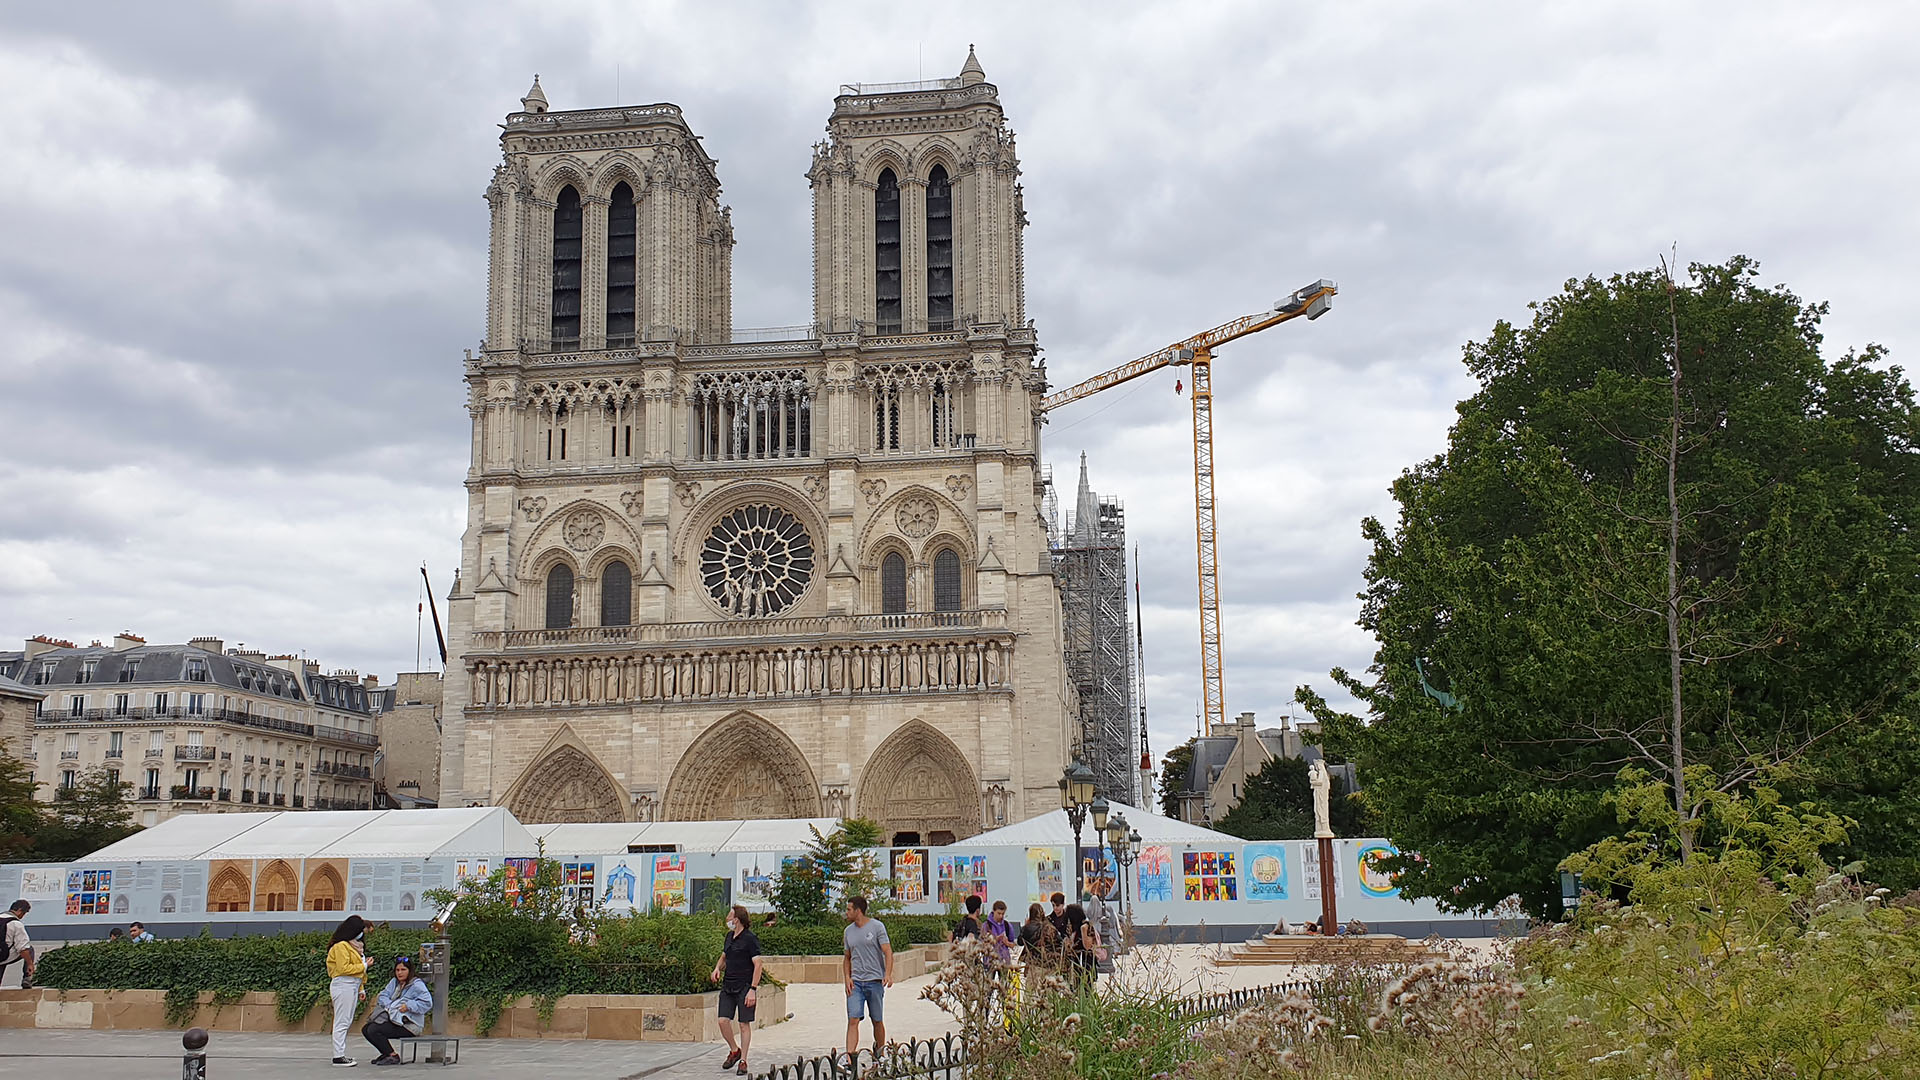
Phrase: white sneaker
[{"left": 333, "top": 1057, "right": 358, "bottom": 1067}]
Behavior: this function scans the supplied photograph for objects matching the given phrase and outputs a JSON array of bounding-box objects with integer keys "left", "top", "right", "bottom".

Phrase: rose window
[{"left": 701, "top": 504, "right": 815, "bottom": 617}]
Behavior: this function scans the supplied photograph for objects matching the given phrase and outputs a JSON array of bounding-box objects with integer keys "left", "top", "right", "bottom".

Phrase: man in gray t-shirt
[{"left": 842, "top": 895, "right": 894, "bottom": 1058}]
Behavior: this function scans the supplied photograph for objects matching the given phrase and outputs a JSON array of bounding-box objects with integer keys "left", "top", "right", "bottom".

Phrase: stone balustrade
[{"left": 467, "top": 627, "right": 1013, "bottom": 709}]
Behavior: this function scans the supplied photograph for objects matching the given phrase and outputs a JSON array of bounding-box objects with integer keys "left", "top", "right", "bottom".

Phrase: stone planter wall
[
  {"left": 0, "top": 984, "right": 787, "bottom": 1042},
  {"left": 760, "top": 943, "right": 949, "bottom": 984}
]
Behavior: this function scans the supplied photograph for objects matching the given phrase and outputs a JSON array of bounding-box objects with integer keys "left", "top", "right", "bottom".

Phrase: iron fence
[
  {"left": 1169, "top": 979, "right": 1315, "bottom": 1022},
  {"left": 753, "top": 1033, "right": 965, "bottom": 1080}
]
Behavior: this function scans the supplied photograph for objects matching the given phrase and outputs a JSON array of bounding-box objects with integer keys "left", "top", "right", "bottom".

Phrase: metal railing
[
  {"left": 1169, "top": 979, "right": 1314, "bottom": 1022},
  {"left": 474, "top": 609, "right": 1006, "bottom": 651},
  {"left": 840, "top": 77, "right": 963, "bottom": 95},
  {"left": 754, "top": 1033, "right": 964, "bottom": 1080},
  {"left": 174, "top": 746, "right": 217, "bottom": 761},
  {"left": 315, "top": 762, "right": 372, "bottom": 779}
]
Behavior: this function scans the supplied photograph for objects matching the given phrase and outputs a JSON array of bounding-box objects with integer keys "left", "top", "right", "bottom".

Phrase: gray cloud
[{"left": 2, "top": 1, "right": 1913, "bottom": 771}]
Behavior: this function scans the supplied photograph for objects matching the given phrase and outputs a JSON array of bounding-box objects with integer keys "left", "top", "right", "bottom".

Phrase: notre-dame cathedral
[{"left": 441, "top": 49, "right": 1077, "bottom": 842}]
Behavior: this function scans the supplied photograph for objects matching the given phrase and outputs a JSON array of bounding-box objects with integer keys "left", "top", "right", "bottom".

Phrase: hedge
[
  {"left": 756, "top": 914, "right": 955, "bottom": 955},
  {"left": 37, "top": 927, "right": 433, "bottom": 1027}
]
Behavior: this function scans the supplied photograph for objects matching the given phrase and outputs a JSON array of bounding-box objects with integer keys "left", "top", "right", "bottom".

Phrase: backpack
[{"left": 0, "top": 916, "right": 18, "bottom": 966}]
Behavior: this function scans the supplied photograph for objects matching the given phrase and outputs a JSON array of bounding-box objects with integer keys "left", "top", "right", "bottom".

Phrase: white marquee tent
[
  {"left": 79, "top": 806, "right": 540, "bottom": 862},
  {"left": 962, "top": 801, "right": 1243, "bottom": 848}
]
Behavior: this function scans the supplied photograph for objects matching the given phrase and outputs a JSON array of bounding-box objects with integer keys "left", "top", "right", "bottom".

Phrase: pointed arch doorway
[
  {"left": 857, "top": 720, "right": 982, "bottom": 844},
  {"left": 502, "top": 726, "right": 630, "bottom": 823}
]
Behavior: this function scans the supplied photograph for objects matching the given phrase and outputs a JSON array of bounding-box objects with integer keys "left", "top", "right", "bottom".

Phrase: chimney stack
[
  {"left": 113, "top": 632, "right": 146, "bottom": 651},
  {"left": 188, "top": 637, "right": 224, "bottom": 654}
]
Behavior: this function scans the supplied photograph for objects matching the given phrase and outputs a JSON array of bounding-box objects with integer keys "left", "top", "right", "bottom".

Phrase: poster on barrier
[
  {"left": 1079, "top": 847, "right": 1118, "bottom": 901},
  {"left": 1298, "top": 842, "right": 1345, "bottom": 900},
  {"left": 1025, "top": 847, "right": 1063, "bottom": 903},
  {"left": 1181, "top": 850, "right": 1238, "bottom": 901},
  {"left": 890, "top": 849, "right": 928, "bottom": 904},
  {"left": 1136, "top": 845, "right": 1174, "bottom": 902},
  {"left": 601, "top": 858, "right": 643, "bottom": 912},
  {"left": 1355, "top": 843, "right": 1403, "bottom": 897},
  {"left": 935, "top": 854, "right": 989, "bottom": 905},
  {"left": 652, "top": 853, "right": 687, "bottom": 912},
  {"left": 1243, "top": 843, "right": 1289, "bottom": 902}
]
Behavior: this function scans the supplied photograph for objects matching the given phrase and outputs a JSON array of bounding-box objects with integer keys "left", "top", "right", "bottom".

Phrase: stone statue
[{"left": 1309, "top": 759, "right": 1334, "bottom": 839}]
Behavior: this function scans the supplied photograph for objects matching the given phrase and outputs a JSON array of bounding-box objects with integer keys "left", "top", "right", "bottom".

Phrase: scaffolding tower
[{"left": 1051, "top": 454, "right": 1139, "bottom": 805}]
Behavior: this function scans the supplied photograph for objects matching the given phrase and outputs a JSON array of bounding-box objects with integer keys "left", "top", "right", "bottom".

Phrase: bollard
[{"left": 181, "top": 1027, "right": 208, "bottom": 1080}]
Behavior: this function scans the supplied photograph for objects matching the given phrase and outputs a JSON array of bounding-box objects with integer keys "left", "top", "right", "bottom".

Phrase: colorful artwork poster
[
  {"left": 934, "top": 854, "right": 990, "bottom": 905},
  {"left": 501, "top": 858, "right": 538, "bottom": 906},
  {"left": 561, "top": 861, "right": 597, "bottom": 910},
  {"left": 1298, "top": 843, "right": 1346, "bottom": 901},
  {"left": 602, "top": 859, "right": 641, "bottom": 911},
  {"left": 890, "top": 849, "right": 929, "bottom": 904},
  {"left": 65, "top": 868, "right": 114, "bottom": 916},
  {"left": 1136, "top": 845, "right": 1174, "bottom": 902},
  {"left": 1025, "top": 847, "right": 1064, "bottom": 903},
  {"left": 1181, "top": 850, "right": 1238, "bottom": 901},
  {"left": 1079, "top": 847, "right": 1119, "bottom": 900},
  {"left": 1355, "top": 843, "right": 1402, "bottom": 897},
  {"left": 737, "top": 853, "right": 779, "bottom": 904},
  {"left": 652, "top": 853, "right": 687, "bottom": 913},
  {"left": 1243, "top": 843, "right": 1289, "bottom": 902}
]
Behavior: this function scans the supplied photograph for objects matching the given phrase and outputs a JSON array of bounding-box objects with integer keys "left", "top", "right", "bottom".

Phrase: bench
[{"left": 394, "top": 1035, "right": 461, "bottom": 1065}]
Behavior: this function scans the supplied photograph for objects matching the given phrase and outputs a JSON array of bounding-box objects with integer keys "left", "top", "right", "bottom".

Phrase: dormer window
[
  {"left": 78, "top": 660, "right": 96, "bottom": 684},
  {"left": 120, "top": 660, "right": 140, "bottom": 682}
]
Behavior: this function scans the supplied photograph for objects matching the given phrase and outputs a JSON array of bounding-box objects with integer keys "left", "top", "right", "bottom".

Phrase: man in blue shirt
[{"left": 841, "top": 895, "right": 894, "bottom": 1059}]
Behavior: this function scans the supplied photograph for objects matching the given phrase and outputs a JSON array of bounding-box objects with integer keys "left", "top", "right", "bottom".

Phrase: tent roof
[
  {"left": 79, "top": 807, "right": 538, "bottom": 862},
  {"left": 962, "top": 802, "right": 1242, "bottom": 848}
]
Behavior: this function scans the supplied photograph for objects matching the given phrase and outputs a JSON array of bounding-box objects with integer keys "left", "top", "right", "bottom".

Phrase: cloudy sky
[{"left": 2, "top": 2, "right": 1913, "bottom": 774}]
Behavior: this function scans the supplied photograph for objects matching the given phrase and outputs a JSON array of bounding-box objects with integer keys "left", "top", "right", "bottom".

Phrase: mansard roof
[{"left": 17, "top": 643, "right": 307, "bottom": 702}]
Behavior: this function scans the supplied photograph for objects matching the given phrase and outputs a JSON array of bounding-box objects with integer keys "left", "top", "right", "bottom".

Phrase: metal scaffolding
[{"left": 1051, "top": 454, "right": 1139, "bottom": 805}]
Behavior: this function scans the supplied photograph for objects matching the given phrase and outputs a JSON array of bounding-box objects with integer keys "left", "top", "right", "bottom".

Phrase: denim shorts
[{"left": 846, "top": 979, "right": 885, "bottom": 1022}]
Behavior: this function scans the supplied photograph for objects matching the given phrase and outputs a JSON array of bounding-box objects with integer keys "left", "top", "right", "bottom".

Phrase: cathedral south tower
[{"left": 443, "top": 52, "right": 1076, "bottom": 843}]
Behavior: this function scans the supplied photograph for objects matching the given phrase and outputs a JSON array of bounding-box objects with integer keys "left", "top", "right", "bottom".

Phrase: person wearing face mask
[{"left": 710, "top": 904, "right": 763, "bottom": 1076}]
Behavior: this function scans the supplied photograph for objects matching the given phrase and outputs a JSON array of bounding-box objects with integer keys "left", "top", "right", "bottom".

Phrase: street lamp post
[
  {"left": 1058, "top": 760, "right": 1097, "bottom": 900},
  {"left": 1106, "top": 814, "right": 1139, "bottom": 950}
]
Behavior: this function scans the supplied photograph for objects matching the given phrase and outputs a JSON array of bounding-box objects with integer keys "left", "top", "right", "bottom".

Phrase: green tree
[
  {"left": 1302, "top": 257, "right": 1920, "bottom": 916},
  {"left": 769, "top": 817, "right": 896, "bottom": 924},
  {"left": 1157, "top": 738, "right": 1196, "bottom": 818},
  {"left": 1213, "top": 756, "right": 1371, "bottom": 840},
  {"left": 39, "top": 765, "right": 140, "bottom": 861},
  {"left": 0, "top": 745, "right": 43, "bottom": 859}
]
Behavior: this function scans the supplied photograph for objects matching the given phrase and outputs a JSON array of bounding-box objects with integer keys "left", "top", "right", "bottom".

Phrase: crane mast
[{"left": 1039, "top": 279, "right": 1335, "bottom": 738}]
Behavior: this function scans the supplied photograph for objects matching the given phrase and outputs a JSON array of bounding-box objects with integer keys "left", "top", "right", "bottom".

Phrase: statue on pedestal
[{"left": 1309, "top": 759, "right": 1334, "bottom": 839}]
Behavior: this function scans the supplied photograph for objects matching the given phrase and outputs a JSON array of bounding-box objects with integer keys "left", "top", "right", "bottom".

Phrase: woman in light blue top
[{"left": 361, "top": 956, "right": 433, "bottom": 1066}]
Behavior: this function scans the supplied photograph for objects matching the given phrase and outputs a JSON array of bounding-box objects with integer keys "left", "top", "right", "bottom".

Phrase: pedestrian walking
[
  {"left": 951, "top": 894, "right": 983, "bottom": 943},
  {"left": 1046, "top": 892, "right": 1069, "bottom": 940},
  {"left": 1062, "top": 904, "right": 1098, "bottom": 987},
  {"left": 361, "top": 955, "right": 432, "bottom": 1065},
  {"left": 842, "top": 895, "right": 894, "bottom": 1061},
  {"left": 326, "top": 915, "right": 370, "bottom": 1066},
  {"left": 1, "top": 900, "right": 35, "bottom": 990},
  {"left": 128, "top": 921, "right": 156, "bottom": 943},
  {"left": 1017, "top": 902, "right": 1055, "bottom": 989},
  {"left": 710, "top": 904, "right": 764, "bottom": 1077},
  {"left": 982, "top": 900, "right": 1016, "bottom": 966}
]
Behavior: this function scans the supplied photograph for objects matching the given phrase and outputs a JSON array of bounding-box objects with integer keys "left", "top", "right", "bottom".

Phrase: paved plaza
[{"left": 0, "top": 946, "right": 1469, "bottom": 1078}]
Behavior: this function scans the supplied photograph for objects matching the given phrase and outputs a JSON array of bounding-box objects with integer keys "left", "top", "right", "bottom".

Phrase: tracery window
[
  {"left": 933, "top": 548, "right": 962, "bottom": 612},
  {"left": 545, "top": 563, "right": 574, "bottom": 630},
  {"left": 606, "top": 182, "right": 637, "bottom": 347},
  {"left": 875, "top": 169, "right": 902, "bottom": 333},
  {"left": 872, "top": 380, "right": 900, "bottom": 452},
  {"left": 551, "top": 185, "right": 583, "bottom": 350},
  {"left": 700, "top": 504, "right": 815, "bottom": 617},
  {"left": 926, "top": 165, "right": 954, "bottom": 330},
  {"left": 689, "top": 370, "right": 812, "bottom": 461},
  {"left": 881, "top": 552, "right": 908, "bottom": 615},
  {"left": 600, "top": 560, "right": 632, "bottom": 627}
]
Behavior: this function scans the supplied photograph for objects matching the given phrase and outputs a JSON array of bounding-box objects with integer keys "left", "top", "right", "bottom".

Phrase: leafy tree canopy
[
  {"left": 1157, "top": 738, "right": 1197, "bottom": 818},
  {"left": 1303, "top": 257, "right": 1920, "bottom": 917},
  {"left": 1213, "top": 756, "right": 1373, "bottom": 840}
]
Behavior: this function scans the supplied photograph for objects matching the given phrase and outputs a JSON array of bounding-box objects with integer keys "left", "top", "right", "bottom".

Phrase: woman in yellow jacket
[{"left": 326, "top": 916, "right": 369, "bottom": 1066}]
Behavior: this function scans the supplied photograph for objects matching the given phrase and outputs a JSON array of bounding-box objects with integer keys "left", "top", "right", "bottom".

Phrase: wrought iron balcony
[
  {"left": 170, "top": 785, "right": 215, "bottom": 800},
  {"left": 174, "top": 746, "right": 217, "bottom": 761},
  {"left": 59, "top": 750, "right": 78, "bottom": 760}
]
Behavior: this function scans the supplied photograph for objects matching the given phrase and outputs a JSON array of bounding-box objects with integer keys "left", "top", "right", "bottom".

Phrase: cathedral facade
[{"left": 441, "top": 51, "right": 1077, "bottom": 842}]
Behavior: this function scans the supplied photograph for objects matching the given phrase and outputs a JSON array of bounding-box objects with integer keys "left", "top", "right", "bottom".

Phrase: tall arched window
[
  {"left": 881, "top": 552, "right": 908, "bottom": 615},
  {"left": 601, "top": 560, "right": 632, "bottom": 627},
  {"left": 551, "top": 186, "right": 583, "bottom": 350},
  {"left": 875, "top": 169, "right": 901, "bottom": 333},
  {"left": 926, "top": 165, "right": 954, "bottom": 330},
  {"left": 545, "top": 563, "right": 575, "bottom": 629},
  {"left": 933, "top": 548, "right": 962, "bottom": 612},
  {"left": 606, "top": 182, "right": 637, "bottom": 347}
]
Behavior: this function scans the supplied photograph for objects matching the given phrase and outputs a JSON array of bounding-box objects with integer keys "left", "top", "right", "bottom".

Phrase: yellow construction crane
[{"left": 1039, "top": 279, "right": 1337, "bottom": 738}]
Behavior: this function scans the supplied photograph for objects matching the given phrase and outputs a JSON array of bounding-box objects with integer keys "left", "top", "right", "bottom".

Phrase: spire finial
[
  {"left": 960, "top": 45, "right": 986, "bottom": 86},
  {"left": 520, "top": 74, "right": 549, "bottom": 114}
]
